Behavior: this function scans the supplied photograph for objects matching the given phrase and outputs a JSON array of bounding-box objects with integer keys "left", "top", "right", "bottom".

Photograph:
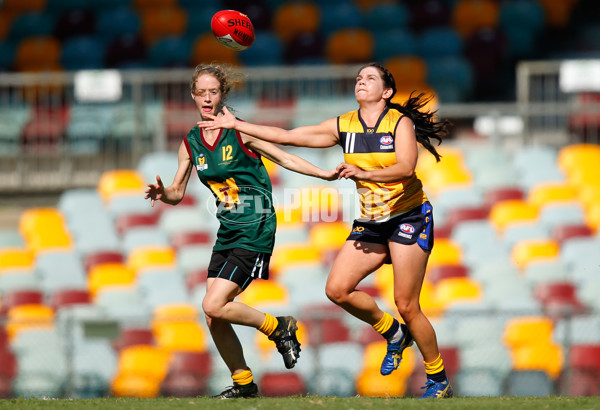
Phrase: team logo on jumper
[
  {"left": 206, "top": 184, "right": 276, "bottom": 226},
  {"left": 196, "top": 153, "right": 208, "bottom": 171},
  {"left": 398, "top": 223, "right": 415, "bottom": 239},
  {"left": 379, "top": 135, "right": 393, "bottom": 149}
]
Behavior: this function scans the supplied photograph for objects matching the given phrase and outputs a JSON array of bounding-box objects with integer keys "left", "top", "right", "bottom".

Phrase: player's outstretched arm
[
  {"left": 197, "top": 107, "right": 339, "bottom": 148},
  {"left": 144, "top": 141, "right": 193, "bottom": 206}
]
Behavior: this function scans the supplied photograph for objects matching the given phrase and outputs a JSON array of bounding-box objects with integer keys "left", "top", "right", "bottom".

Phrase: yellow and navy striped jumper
[{"left": 338, "top": 107, "right": 428, "bottom": 221}]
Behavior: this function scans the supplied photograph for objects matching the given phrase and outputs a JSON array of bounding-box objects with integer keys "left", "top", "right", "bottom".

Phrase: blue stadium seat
[
  {"left": 183, "top": 6, "right": 220, "bottom": 37},
  {"left": 60, "top": 36, "right": 106, "bottom": 70},
  {"left": 147, "top": 35, "right": 192, "bottom": 68},
  {"left": 364, "top": 2, "right": 410, "bottom": 31},
  {"left": 426, "top": 56, "right": 474, "bottom": 102},
  {"left": 418, "top": 27, "right": 463, "bottom": 59},
  {"left": 8, "top": 12, "right": 55, "bottom": 41},
  {"left": 0, "top": 40, "right": 16, "bottom": 71},
  {"left": 239, "top": 31, "right": 283, "bottom": 66},
  {"left": 46, "top": 0, "right": 92, "bottom": 12},
  {"left": 506, "top": 370, "right": 555, "bottom": 396},
  {"left": 373, "top": 29, "right": 417, "bottom": 61},
  {"left": 96, "top": 7, "right": 141, "bottom": 40},
  {"left": 318, "top": 3, "right": 365, "bottom": 37}
]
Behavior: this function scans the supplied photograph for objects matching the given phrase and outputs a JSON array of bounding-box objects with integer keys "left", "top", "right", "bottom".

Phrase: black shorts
[
  {"left": 207, "top": 248, "right": 271, "bottom": 290},
  {"left": 347, "top": 202, "right": 434, "bottom": 252}
]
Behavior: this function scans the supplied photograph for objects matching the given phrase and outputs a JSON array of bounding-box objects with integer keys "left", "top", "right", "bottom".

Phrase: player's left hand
[{"left": 337, "top": 162, "right": 367, "bottom": 180}]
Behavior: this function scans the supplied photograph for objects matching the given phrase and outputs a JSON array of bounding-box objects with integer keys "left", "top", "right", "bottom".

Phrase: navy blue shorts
[{"left": 347, "top": 201, "right": 434, "bottom": 252}]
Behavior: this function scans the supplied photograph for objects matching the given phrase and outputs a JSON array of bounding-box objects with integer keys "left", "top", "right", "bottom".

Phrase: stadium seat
[
  {"left": 126, "top": 245, "right": 176, "bottom": 272},
  {"left": 325, "top": 28, "right": 374, "bottom": 65},
  {"left": 8, "top": 12, "right": 54, "bottom": 41},
  {"left": 238, "top": 279, "right": 288, "bottom": 309},
  {"left": 552, "top": 223, "right": 594, "bottom": 245},
  {"left": 428, "top": 238, "right": 463, "bottom": 268},
  {"left": 418, "top": 26, "right": 463, "bottom": 60},
  {"left": 364, "top": 2, "right": 409, "bottom": 31},
  {"left": 506, "top": 370, "right": 556, "bottom": 396},
  {"left": 511, "top": 239, "right": 560, "bottom": 270},
  {"left": 452, "top": 0, "right": 500, "bottom": 39},
  {"left": 308, "top": 221, "right": 350, "bottom": 256},
  {"left": 407, "top": 0, "right": 451, "bottom": 32},
  {"left": 533, "top": 281, "right": 587, "bottom": 317},
  {"left": 61, "top": 35, "right": 106, "bottom": 70},
  {"left": 2, "top": 0, "right": 46, "bottom": 13},
  {"left": 14, "top": 36, "right": 62, "bottom": 72},
  {"left": 171, "top": 231, "right": 212, "bottom": 250},
  {"left": 137, "top": 269, "right": 189, "bottom": 308},
  {"left": 484, "top": 187, "right": 525, "bottom": 210},
  {"left": 503, "top": 316, "right": 554, "bottom": 349},
  {"left": 97, "top": 169, "right": 146, "bottom": 202},
  {"left": 113, "top": 328, "right": 155, "bottom": 351},
  {"left": 5, "top": 304, "right": 55, "bottom": 340},
  {"left": 190, "top": 32, "right": 239, "bottom": 66},
  {"left": 270, "top": 243, "right": 322, "bottom": 276},
  {"left": 161, "top": 351, "right": 212, "bottom": 397},
  {"left": 84, "top": 251, "right": 124, "bottom": 272},
  {"left": 427, "top": 264, "right": 469, "bottom": 284},
  {"left": 53, "top": 8, "right": 96, "bottom": 40},
  {"left": 258, "top": 372, "right": 307, "bottom": 397},
  {"left": 489, "top": 199, "right": 539, "bottom": 232},
  {"left": 319, "top": 2, "right": 365, "bottom": 37},
  {"left": 96, "top": 7, "right": 141, "bottom": 40},
  {"left": 301, "top": 305, "right": 351, "bottom": 345},
  {"left": 373, "top": 28, "right": 416, "bottom": 62},
  {"left": 147, "top": 35, "right": 192, "bottom": 68},
  {"left": 111, "top": 345, "right": 172, "bottom": 397},
  {"left": 87, "top": 263, "right": 136, "bottom": 299},
  {"left": 50, "top": 289, "right": 91, "bottom": 310},
  {"left": 557, "top": 143, "right": 600, "bottom": 177},
  {"left": 139, "top": 6, "right": 187, "bottom": 45},
  {"left": 0, "top": 289, "right": 43, "bottom": 316},
  {"left": 0, "top": 247, "right": 35, "bottom": 272},
  {"left": 239, "top": 31, "right": 284, "bottom": 66},
  {"left": 0, "top": 270, "right": 39, "bottom": 294},
  {"left": 272, "top": 1, "right": 320, "bottom": 43},
  {"left": 434, "top": 277, "right": 482, "bottom": 309}
]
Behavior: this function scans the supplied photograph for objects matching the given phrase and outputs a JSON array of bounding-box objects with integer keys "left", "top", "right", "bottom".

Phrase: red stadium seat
[
  {"left": 444, "top": 205, "right": 489, "bottom": 231},
  {"left": 186, "top": 269, "right": 208, "bottom": 291},
  {"left": 564, "top": 344, "right": 600, "bottom": 396},
  {"left": 172, "top": 231, "right": 212, "bottom": 249},
  {"left": 484, "top": 187, "right": 525, "bottom": 209},
  {"left": 427, "top": 264, "right": 469, "bottom": 284},
  {"left": 84, "top": 251, "right": 124, "bottom": 272},
  {"left": 0, "top": 289, "right": 43, "bottom": 316},
  {"left": 113, "top": 328, "right": 155, "bottom": 351},
  {"left": 533, "top": 281, "right": 587, "bottom": 317},
  {"left": 116, "top": 212, "right": 159, "bottom": 235},
  {"left": 552, "top": 224, "right": 594, "bottom": 245},
  {"left": 259, "top": 372, "right": 306, "bottom": 397},
  {"left": 161, "top": 351, "right": 212, "bottom": 397},
  {"left": 302, "top": 304, "right": 351, "bottom": 345},
  {"left": 0, "top": 348, "right": 17, "bottom": 381},
  {"left": 50, "top": 289, "right": 91, "bottom": 310}
]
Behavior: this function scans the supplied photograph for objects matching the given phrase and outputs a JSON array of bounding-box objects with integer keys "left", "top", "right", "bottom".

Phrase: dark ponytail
[{"left": 360, "top": 62, "right": 451, "bottom": 162}]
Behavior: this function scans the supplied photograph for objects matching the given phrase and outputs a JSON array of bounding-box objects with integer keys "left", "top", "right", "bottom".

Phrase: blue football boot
[
  {"left": 380, "top": 323, "right": 414, "bottom": 375},
  {"left": 419, "top": 378, "right": 453, "bottom": 399}
]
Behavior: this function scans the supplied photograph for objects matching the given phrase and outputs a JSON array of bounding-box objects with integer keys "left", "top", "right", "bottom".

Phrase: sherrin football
[{"left": 211, "top": 10, "right": 255, "bottom": 51}]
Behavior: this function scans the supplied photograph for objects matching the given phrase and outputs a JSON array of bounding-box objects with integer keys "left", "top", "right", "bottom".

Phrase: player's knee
[
  {"left": 202, "top": 297, "right": 224, "bottom": 320},
  {"left": 394, "top": 298, "right": 419, "bottom": 321},
  {"left": 325, "top": 283, "right": 346, "bottom": 304}
]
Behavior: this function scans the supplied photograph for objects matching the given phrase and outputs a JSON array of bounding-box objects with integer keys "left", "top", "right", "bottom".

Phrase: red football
[{"left": 211, "top": 10, "right": 255, "bottom": 51}]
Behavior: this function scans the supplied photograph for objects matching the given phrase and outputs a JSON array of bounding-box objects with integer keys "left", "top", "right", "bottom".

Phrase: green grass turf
[{"left": 0, "top": 396, "right": 599, "bottom": 410}]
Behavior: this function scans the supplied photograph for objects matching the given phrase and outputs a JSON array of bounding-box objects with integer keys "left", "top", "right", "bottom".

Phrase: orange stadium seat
[
  {"left": 384, "top": 55, "right": 428, "bottom": 92},
  {"left": 434, "top": 276, "right": 482, "bottom": 309},
  {"left": 273, "top": 1, "right": 320, "bottom": 43},
  {"left": 2, "top": 0, "right": 46, "bottom": 14},
  {"left": 488, "top": 199, "right": 539, "bottom": 232},
  {"left": 511, "top": 239, "right": 560, "bottom": 270},
  {"left": 133, "top": 0, "right": 177, "bottom": 11},
  {"left": 87, "top": 263, "right": 136, "bottom": 298},
  {"left": 527, "top": 182, "right": 580, "bottom": 208},
  {"left": 14, "top": 36, "right": 61, "bottom": 72},
  {"left": 98, "top": 169, "right": 146, "bottom": 202},
  {"left": 5, "top": 304, "right": 54, "bottom": 340},
  {"left": 126, "top": 245, "right": 177, "bottom": 273},
  {"left": 325, "top": 28, "right": 374, "bottom": 64},
  {"left": 139, "top": 7, "right": 187, "bottom": 45},
  {"left": 190, "top": 32, "right": 239, "bottom": 67},
  {"left": 0, "top": 12, "right": 11, "bottom": 40},
  {"left": 452, "top": 0, "right": 500, "bottom": 39},
  {"left": 355, "top": 0, "right": 398, "bottom": 11},
  {"left": 538, "top": 0, "right": 579, "bottom": 28},
  {"left": 112, "top": 345, "right": 172, "bottom": 397}
]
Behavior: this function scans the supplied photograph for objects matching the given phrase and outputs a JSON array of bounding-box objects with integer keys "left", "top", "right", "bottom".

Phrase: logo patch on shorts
[{"left": 398, "top": 223, "right": 415, "bottom": 239}]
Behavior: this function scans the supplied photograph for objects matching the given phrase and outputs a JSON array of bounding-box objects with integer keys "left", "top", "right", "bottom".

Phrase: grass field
[{"left": 0, "top": 396, "right": 599, "bottom": 410}]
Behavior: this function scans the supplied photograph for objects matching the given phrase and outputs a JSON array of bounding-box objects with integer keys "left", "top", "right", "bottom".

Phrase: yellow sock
[
  {"left": 259, "top": 312, "right": 278, "bottom": 337},
  {"left": 232, "top": 369, "right": 253, "bottom": 386},
  {"left": 373, "top": 312, "right": 394, "bottom": 335},
  {"left": 424, "top": 353, "right": 445, "bottom": 375}
]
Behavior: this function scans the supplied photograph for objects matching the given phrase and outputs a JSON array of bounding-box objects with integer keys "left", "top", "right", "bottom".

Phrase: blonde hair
[{"left": 190, "top": 63, "right": 244, "bottom": 100}]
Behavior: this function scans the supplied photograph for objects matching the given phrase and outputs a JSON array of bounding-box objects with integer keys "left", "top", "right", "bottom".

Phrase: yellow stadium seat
[
  {"left": 428, "top": 238, "right": 463, "bottom": 268},
  {"left": 579, "top": 185, "right": 600, "bottom": 211},
  {"left": 511, "top": 342, "right": 564, "bottom": 379},
  {"left": 384, "top": 56, "right": 428, "bottom": 92},
  {"left": 0, "top": 248, "right": 35, "bottom": 272},
  {"left": 566, "top": 165, "right": 600, "bottom": 190},
  {"left": 153, "top": 322, "right": 207, "bottom": 352},
  {"left": 452, "top": 0, "right": 499, "bottom": 38},
  {"left": 325, "top": 28, "right": 374, "bottom": 64},
  {"left": 557, "top": 143, "right": 600, "bottom": 177},
  {"left": 288, "top": 186, "right": 342, "bottom": 223},
  {"left": 19, "top": 207, "right": 67, "bottom": 240},
  {"left": 190, "top": 32, "right": 239, "bottom": 67},
  {"left": 420, "top": 279, "right": 443, "bottom": 318},
  {"left": 5, "top": 304, "right": 54, "bottom": 340},
  {"left": 308, "top": 221, "right": 351, "bottom": 253},
  {"left": 503, "top": 316, "right": 554, "bottom": 349},
  {"left": 419, "top": 161, "right": 473, "bottom": 196},
  {"left": 139, "top": 6, "right": 187, "bottom": 45},
  {"left": 270, "top": 243, "right": 322, "bottom": 275},
  {"left": 585, "top": 202, "right": 600, "bottom": 231},
  {"left": 488, "top": 199, "right": 539, "bottom": 232},
  {"left": 112, "top": 345, "right": 172, "bottom": 397},
  {"left": 127, "top": 246, "right": 176, "bottom": 273},
  {"left": 273, "top": 1, "right": 320, "bottom": 43},
  {"left": 238, "top": 280, "right": 288, "bottom": 308},
  {"left": 434, "top": 277, "right": 482, "bottom": 309},
  {"left": 527, "top": 182, "right": 580, "bottom": 207},
  {"left": 88, "top": 263, "right": 136, "bottom": 298},
  {"left": 511, "top": 239, "right": 560, "bottom": 270},
  {"left": 111, "top": 373, "right": 161, "bottom": 398},
  {"left": 98, "top": 170, "right": 146, "bottom": 202},
  {"left": 152, "top": 303, "right": 198, "bottom": 325},
  {"left": 416, "top": 146, "right": 465, "bottom": 178}
]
